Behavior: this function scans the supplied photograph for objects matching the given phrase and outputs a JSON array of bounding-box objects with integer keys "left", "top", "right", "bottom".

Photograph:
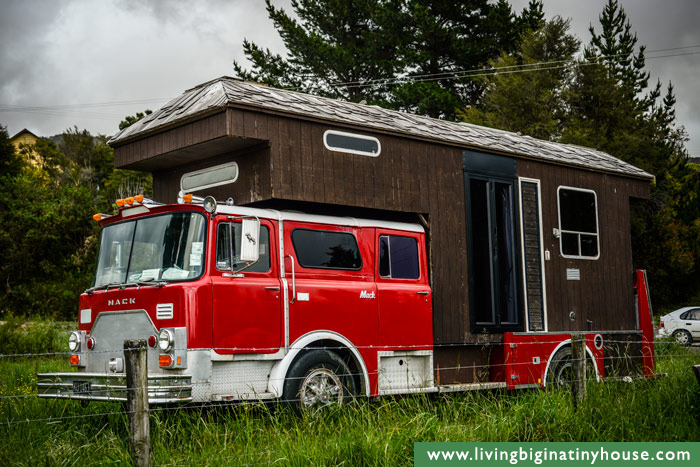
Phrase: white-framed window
[
  {"left": 556, "top": 186, "right": 600, "bottom": 260},
  {"left": 323, "top": 130, "right": 381, "bottom": 157},
  {"left": 180, "top": 161, "right": 239, "bottom": 192}
]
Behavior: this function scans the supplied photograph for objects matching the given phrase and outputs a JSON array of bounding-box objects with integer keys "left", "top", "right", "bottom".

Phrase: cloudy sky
[{"left": 1, "top": 0, "right": 699, "bottom": 156}]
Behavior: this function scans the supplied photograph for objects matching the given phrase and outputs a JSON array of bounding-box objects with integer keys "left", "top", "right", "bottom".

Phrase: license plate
[{"left": 72, "top": 380, "right": 91, "bottom": 394}]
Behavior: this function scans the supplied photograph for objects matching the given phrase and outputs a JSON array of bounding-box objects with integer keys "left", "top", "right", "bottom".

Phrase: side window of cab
[
  {"left": 216, "top": 222, "right": 271, "bottom": 273},
  {"left": 378, "top": 235, "right": 420, "bottom": 279}
]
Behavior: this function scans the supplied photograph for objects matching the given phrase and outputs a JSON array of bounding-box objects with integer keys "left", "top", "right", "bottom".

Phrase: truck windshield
[{"left": 93, "top": 212, "right": 207, "bottom": 287}]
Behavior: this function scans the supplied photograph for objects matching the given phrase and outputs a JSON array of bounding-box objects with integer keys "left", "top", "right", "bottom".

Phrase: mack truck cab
[{"left": 38, "top": 194, "right": 435, "bottom": 409}]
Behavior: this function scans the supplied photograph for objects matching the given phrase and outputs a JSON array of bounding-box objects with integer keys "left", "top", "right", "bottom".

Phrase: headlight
[
  {"left": 158, "top": 329, "right": 173, "bottom": 352},
  {"left": 68, "top": 331, "right": 81, "bottom": 352}
]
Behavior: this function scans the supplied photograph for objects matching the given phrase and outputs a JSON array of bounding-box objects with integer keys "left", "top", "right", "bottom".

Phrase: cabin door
[{"left": 464, "top": 151, "right": 523, "bottom": 332}]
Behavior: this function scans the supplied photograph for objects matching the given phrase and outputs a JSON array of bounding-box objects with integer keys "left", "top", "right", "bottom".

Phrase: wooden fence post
[
  {"left": 571, "top": 333, "right": 586, "bottom": 410},
  {"left": 124, "top": 339, "right": 151, "bottom": 467}
]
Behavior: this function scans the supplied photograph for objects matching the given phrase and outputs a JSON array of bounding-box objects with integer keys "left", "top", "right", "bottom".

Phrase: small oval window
[{"left": 323, "top": 130, "right": 381, "bottom": 157}]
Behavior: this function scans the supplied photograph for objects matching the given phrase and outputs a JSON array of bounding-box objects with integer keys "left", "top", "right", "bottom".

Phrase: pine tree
[
  {"left": 233, "top": 0, "right": 404, "bottom": 104},
  {"left": 233, "top": 0, "right": 544, "bottom": 118},
  {"left": 460, "top": 16, "right": 579, "bottom": 140}
]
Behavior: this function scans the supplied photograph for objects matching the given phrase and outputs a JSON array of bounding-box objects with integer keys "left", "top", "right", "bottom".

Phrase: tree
[
  {"left": 234, "top": 0, "right": 404, "bottom": 104},
  {"left": 119, "top": 110, "right": 153, "bottom": 130},
  {"left": 560, "top": 0, "right": 695, "bottom": 304},
  {"left": 460, "top": 16, "right": 579, "bottom": 140},
  {"left": 0, "top": 126, "right": 23, "bottom": 177},
  {"left": 234, "top": 0, "right": 544, "bottom": 118}
]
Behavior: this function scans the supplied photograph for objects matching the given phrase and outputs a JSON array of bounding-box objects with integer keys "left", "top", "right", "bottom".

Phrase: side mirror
[{"left": 239, "top": 218, "right": 260, "bottom": 263}]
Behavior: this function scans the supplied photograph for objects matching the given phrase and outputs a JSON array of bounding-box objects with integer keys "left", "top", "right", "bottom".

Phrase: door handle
[
  {"left": 285, "top": 255, "right": 296, "bottom": 304},
  {"left": 417, "top": 291, "right": 430, "bottom": 295},
  {"left": 265, "top": 286, "right": 281, "bottom": 291}
]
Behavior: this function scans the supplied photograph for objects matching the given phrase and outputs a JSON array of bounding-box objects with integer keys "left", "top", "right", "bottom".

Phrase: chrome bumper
[{"left": 36, "top": 372, "right": 192, "bottom": 404}]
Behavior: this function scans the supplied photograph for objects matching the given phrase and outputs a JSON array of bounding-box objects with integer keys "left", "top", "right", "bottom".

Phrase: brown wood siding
[
  {"left": 517, "top": 161, "right": 639, "bottom": 332},
  {"left": 113, "top": 112, "right": 228, "bottom": 169}
]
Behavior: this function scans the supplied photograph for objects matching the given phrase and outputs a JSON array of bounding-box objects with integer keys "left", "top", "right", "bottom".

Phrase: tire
[
  {"left": 282, "top": 349, "right": 356, "bottom": 413},
  {"left": 546, "top": 346, "right": 596, "bottom": 388},
  {"left": 672, "top": 329, "right": 693, "bottom": 346}
]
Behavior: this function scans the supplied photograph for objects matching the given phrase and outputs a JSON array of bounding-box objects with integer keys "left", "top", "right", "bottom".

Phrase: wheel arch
[
  {"left": 268, "top": 331, "right": 370, "bottom": 398},
  {"left": 543, "top": 339, "right": 601, "bottom": 387}
]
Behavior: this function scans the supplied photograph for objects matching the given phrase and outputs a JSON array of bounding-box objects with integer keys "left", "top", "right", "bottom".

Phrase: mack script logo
[
  {"left": 359, "top": 290, "right": 375, "bottom": 299},
  {"left": 107, "top": 298, "right": 136, "bottom": 306}
]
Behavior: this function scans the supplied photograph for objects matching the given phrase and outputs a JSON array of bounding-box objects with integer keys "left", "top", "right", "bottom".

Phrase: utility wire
[{"left": 2, "top": 44, "right": 699, "bottom": 116}]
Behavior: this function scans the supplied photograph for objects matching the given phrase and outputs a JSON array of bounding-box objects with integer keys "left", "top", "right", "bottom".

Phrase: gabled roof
[
  {"left": 108, "top": 76, "right": 653, "bottom": 180},
  {"left": 10, "top": 128, "right": 39, "bottom": 141}
]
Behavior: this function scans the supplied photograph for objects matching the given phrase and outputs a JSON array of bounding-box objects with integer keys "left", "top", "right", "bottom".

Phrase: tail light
[
  {"left": 659, "top": 321, "right": 664, "bottom": 328},
  {"left": 86, "top": 337, "right": 95, "bottom": 350},
  {"left": 148, "top": 335, "right": 157, "bottom": 348}
]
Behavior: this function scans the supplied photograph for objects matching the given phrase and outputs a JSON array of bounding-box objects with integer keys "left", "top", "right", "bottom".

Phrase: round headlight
[
  {"left": 158, "top": 329, "right": 173, "bottom": 352},
  {"left": 68, "top": 331, "right": 81, "bottom": 352}
]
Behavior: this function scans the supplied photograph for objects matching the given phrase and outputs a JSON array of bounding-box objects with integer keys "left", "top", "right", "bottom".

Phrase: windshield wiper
[
  {"left": 85, "top": 282, "right": 124, "bottom": 294},
  {"left": 135, "top": 279, "right": 166, "bottom": 288},
  {"left": 85, "top": 279, "right": 166, "bottom": 294}
]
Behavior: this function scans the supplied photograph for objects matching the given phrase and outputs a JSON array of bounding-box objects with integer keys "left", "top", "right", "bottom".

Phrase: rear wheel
[
  {"left": 282, "top": 349, "right": 356, "bottom": 413},
  {"left": 546, "top": 346, "right": 597, "bottom": 388},
  {"left": 672, "top": 329, "right": 693, "bottom": 346}
]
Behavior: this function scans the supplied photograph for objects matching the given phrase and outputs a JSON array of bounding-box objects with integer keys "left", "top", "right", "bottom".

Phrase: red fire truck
[{"left": 38, "top": 193, "right": 655, "bottom": 410}]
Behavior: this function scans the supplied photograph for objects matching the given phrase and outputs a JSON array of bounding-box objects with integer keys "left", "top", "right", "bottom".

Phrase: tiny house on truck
[{"left": 38, "top": 77, "right": 655, "bottom": 408}]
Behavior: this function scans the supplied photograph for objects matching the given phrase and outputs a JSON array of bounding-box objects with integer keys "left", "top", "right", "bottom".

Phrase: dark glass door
[{"left": 467, "top": 177, "right": 521, "bottom": 331}]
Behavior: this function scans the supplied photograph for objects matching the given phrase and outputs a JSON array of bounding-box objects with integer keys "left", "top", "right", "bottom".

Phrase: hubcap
[
  {"left": 299, "top": 368, "right": 343, "bottom": 410},
  {"left": 675, "top": 332, "right": 689, "bottom": 345}
]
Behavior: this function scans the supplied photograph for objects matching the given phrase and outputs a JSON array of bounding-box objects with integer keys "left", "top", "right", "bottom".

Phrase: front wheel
[
  {"left": 673, "top": 329, "right": 693, "bottom": 346},
  {"left": 282, "top": 349, "right": 356, "bottom": 413}
]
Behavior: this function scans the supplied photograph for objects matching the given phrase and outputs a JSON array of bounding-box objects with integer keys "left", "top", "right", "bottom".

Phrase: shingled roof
[{"left": 108, "top": 76, "right": 653, "bottom": 180}]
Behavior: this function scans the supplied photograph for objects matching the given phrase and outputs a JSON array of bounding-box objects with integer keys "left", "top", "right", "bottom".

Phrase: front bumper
[{"left": 37, "top": 372, "right": 192, "bottom": 404}]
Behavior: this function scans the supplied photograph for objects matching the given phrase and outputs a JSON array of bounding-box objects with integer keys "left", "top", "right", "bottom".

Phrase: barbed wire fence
[{"left": 1, "top": 337, "right": 698, "bottom": 465}]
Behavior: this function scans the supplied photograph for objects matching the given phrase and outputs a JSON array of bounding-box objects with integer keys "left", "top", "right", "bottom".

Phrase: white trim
[
  {"left": 180, "top": 161, "right": 239, "bottom": 192},
  {"left": 323, "top": 129, "right": 381, "bottom": 157},
  {"left": 556, "top": 186, "right": 600, "bottom": 260},
  {"left": 214, "top": 204, "right": 424, "bottom": 233},
  {"left": 542, "top": 339, "right": 601, "bottom": 387},
  {"left": 518, "top": 178, "right": 548, "bottom": 333},
  {"left": 267, "top": 331, "right": 370, "bottom": 398}
]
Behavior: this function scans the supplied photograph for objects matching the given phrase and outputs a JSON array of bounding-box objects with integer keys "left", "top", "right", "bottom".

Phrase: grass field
[{"left": 1, "top": 321, "right": 699, "bottom": 466}]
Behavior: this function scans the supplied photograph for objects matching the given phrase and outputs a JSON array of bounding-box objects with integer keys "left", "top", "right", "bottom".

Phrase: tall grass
[
  {"left": 0, "top": 322, "right": 698, "bottom": 465},
  {"left": 0, "top": 314, "right": 70, "bottom": 356}
]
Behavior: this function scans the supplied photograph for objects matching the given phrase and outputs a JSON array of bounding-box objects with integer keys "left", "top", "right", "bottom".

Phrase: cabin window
[
  {"left": 216, "top": 223, "right": 270, "bottom": 272},
  {"left": 292, "top": 229, "right": 362, "bottom": 270},
  {"left": 378, "top": 235, "right": 420, "bottom": 279},
  {"left": 323, "top": 130, "right": 381, "bottom": 157},
  {"left": 557, "top": 187, "right": 599, "bottom": 259}
]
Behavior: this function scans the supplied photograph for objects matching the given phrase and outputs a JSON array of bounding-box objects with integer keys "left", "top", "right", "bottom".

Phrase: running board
[{"left": 437, "top": 382, "right": 507, "bottom": 393}]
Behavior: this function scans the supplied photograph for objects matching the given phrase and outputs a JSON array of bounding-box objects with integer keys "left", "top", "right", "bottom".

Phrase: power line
[{"left": 1, "top": 44, "right": 699, "bottom": 117}]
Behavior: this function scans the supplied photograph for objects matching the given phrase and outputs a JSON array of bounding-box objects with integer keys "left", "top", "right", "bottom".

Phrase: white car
[{"left": 659, "top": 307, "right": 700, "bottom": 345}]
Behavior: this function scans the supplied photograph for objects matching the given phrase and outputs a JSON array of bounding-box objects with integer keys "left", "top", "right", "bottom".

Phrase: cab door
[
  {"left": 375, "top": 230, "right": 432, "bottom": 348},
  {"left": 212, "top": 218, "right": 282, "bottom": 354},
  {"left": 282, "top": 222, "right": 378, "bottom": 347}
]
